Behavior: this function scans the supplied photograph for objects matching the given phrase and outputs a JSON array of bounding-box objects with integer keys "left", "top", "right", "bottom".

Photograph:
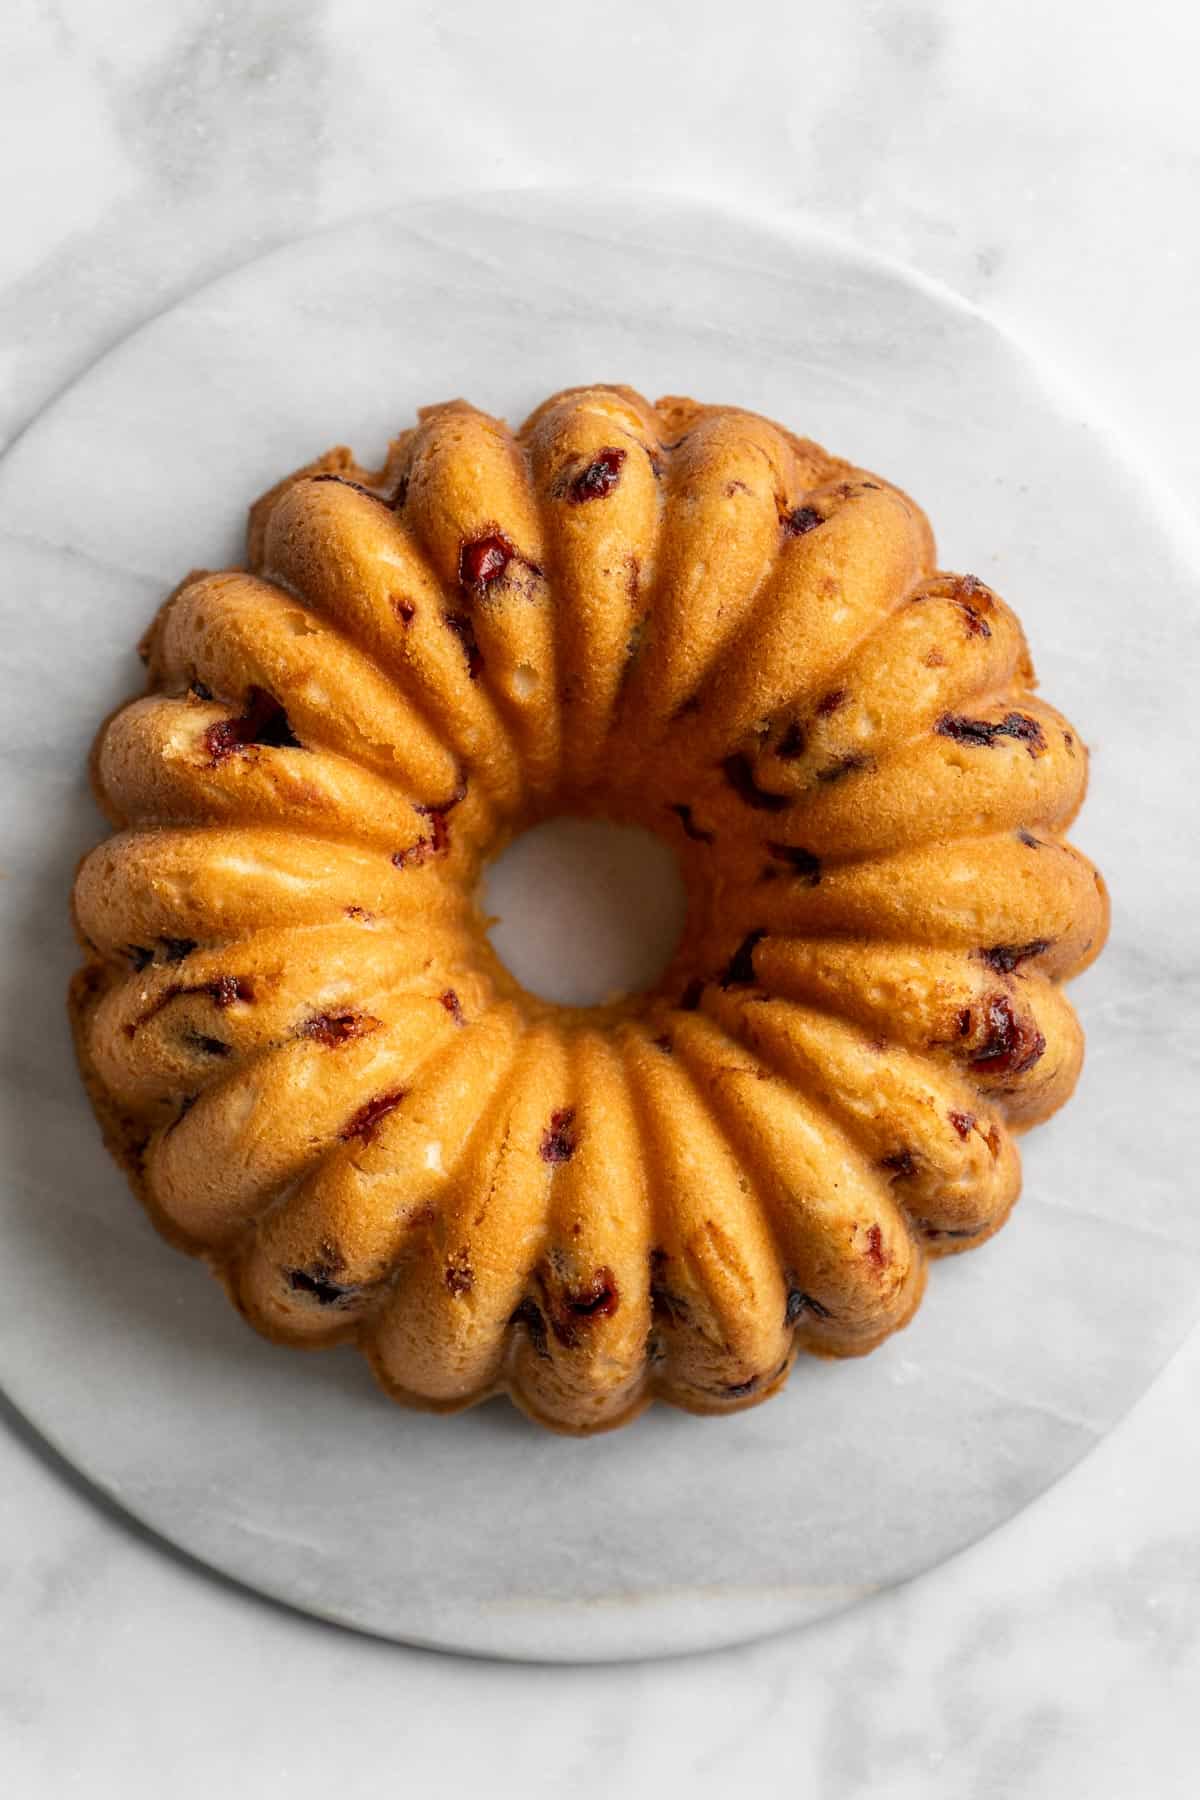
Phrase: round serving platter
[{"left": 0, "top": 190, "right": 1196, "bottom": 1660}]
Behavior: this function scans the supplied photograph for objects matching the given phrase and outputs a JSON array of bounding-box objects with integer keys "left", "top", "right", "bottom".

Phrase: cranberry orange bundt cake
[{"left": 70, "top": 385, "right": 1108, "bottom": 1433}]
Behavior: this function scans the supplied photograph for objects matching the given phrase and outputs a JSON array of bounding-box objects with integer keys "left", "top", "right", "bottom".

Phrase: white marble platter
[{"left": 0, "top": 191, "right": 1196, "bottom": 1662}]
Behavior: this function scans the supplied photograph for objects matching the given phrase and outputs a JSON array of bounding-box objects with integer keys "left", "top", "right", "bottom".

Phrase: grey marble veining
[{"left": 3, "top": 2, "right": 1200, "bottom": 1793}]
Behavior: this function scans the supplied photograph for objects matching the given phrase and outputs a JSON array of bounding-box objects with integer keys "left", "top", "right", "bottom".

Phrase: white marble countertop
[{"left": 3, "top": 2, "right": 1198, "bottom": 1792}]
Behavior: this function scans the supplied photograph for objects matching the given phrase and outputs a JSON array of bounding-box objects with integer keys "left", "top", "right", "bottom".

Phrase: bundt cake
[{"left": 69, "top": 384, "right": 1109, "bottom": 1434}]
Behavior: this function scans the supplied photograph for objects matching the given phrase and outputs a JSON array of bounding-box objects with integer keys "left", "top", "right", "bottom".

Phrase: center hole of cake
[{"left": 483, "top": 818, "right": 688, "bottom": 1007}]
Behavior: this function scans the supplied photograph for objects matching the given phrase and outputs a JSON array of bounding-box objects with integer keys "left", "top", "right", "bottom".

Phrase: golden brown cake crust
[{"left": 69, "top": 385, "right": 1109, "bottom": 1434}]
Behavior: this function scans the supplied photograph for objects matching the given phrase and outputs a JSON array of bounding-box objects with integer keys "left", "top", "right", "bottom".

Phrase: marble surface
[
  {"left": 2, "top": 189, "right": 1198, "bottom": 1664},
  {"left": 2, "top": 0, "right": 1199, "bottom": 1789}
]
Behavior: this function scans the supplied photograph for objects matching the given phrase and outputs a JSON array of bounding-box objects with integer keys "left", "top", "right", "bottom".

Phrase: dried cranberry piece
[
  {"left": 722, "top": 929, "right": 766, "bottom": 988},
  {"left": 160, "top": 937, "right": 197, "bottom": 963},
  {"left": 543, "top": 1266, "right": 619, "bottom": 1347},
  {"left": 203, "top": 687, "right": 300, "bottom": 765},
  {"left": 568, "top": 447, "right": 626, "bottom": 503},
  {"left": 540, "top": 1108, "right": 579, "bottom": 1164},
  {"left": 785, "top": 1287, "right": 831, "bottom": 1325},
  {"left": 764, "top": 842, "right": 821, "bottom": 885},
  {"left": 864, "top": 1223, "right": 888, "bottom": 1268},
  {"left": 935, "top": 711, "right": 1046, "bottom": 757},
  {"left": 880, "top": 1150, "right": 918, "bottom": 1180},
  {"left": 721, "top": 752, "right": 792, "bottom": 812},
  {"left": 775, "top": 721, "right": 806, "bottom": 760},
  {"left": 286, "top": 1253, "right": 359, "bottom": 1306},
  {"left": 969, "top": 995, "right": 1046, "bottom": 1076},
  {"left": 947, "top": 575, "right": 993, "bottom": 637},
  {"left": 391, "top": 840, "right": 431, "bottom": 871},
  {"left": 340, "top": 1089, "right": 406, "bottom": 1143},
  {"left": 421, "top": 809, "right": 451, "bottom": 856},
  {"left": 127, "top": 975, "right": 251, "bottom": 1038},
  {"left": 562, "top": 1269, "right": 618, "bottom": 1319},
  {"left": 509, "top": 1297, "right": 550, "bottom": 1358},
  {"left": 668, "top": 802, "right": 714, "bottom": 844},
  {"left": 948, "top": 1109, "right": 976, "bottom": 1140},
  {"left": 440, "top": 989, "right": 465, "bottom": 1025},
  {"left": 418, "top": 778, "right": 465, "bottom": 841},
  {"left": 302, "top": 1009, "right": 379, "bottom": 1047},
  {"left": 979, "top": 939, "right": 1051, "bottom": 974},
  {"left": 459, "top": 532, "right": 515, "bottom": 591},
  {"left": 784, "top": 505, "right": 822, "bottom": 536},
  {"left": 955, "top": 601, "right": 991, "bottom": 637},
  {"left": 393, "top": 777, "right": 467, "bottom": 869},
  {"left": 209, "top": 975, "right": 253, "bottom": 1009},
  {"left": 203, "top": 720, "right": 241, "bottom": 763}
]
